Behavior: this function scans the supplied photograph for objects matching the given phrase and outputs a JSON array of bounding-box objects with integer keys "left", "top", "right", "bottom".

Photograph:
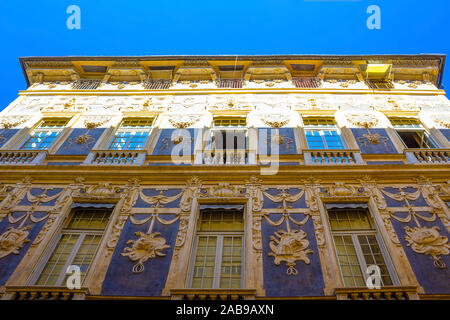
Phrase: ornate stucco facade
[{"left": 0, "top": 55, "right": 449, "bottom": 300}]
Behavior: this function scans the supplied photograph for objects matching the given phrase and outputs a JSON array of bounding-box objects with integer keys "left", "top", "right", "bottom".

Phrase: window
[
  {"left": 34, "top": 207, "right": 112, "bottom": 286},
  {"left": 328, "top": 207, "right": 395, "bottom": 287},
  {"left": 390, "top": 118, "right": 438, "bottom": 149},
  {"left": 303, "top": 117, "right": 345, "bottom": 149},
  {"left": 21, "top": 118, "right": 70, "bottom": 150},
  {"left": 189, "top": 207, "right": 244, "bottom": 289},
  {"left": 211, "top": 117, "right": 247, "bottom": 151},
  {"left": 213, "top": 117, "right": 246, "bottom": 128},
  {"left": 108, "top": 118, "right": 154, "bottom": 150}
]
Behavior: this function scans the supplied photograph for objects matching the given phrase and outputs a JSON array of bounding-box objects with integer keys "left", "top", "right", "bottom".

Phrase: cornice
[
  {"left": 0, "top": 164, "right": 448, "bottom": 185},
  {"left": 18, "top": 88, "right": 447, "bottom": 97}
]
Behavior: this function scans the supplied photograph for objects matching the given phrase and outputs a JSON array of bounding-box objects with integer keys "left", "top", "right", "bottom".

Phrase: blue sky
[{"left": 1, "top": 0, "right": 449, "bottom": 109}]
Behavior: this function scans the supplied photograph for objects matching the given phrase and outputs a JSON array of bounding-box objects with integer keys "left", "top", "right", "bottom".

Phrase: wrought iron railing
[
  {"left": 142, "top": 79, "right": 172, "bottom": 90},
  {"left": 292, "top": 77, "right": 321, "bottom": 88},
  {"left": 71, "top": 80, "right": 101, "bottom": 90}
]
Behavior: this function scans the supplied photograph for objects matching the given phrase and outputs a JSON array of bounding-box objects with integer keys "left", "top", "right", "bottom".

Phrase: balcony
[
  {"left": 201, "top": 149, "right": 248, "bottom": 165},
  {"left": 1, "top": 286, "right": 89, "bottom": 300},
  {"left": 0, "top": 150, "right": 47, "bottom": 165},
  {"left": 405, "top": 149, "right": 450, "bottom": 164},
  {"left": 170, "top": 289, "right": 257, "bottom": 300},
  {"left": 335, "top": 286, "right": 419, "bottom": 300},
  {"left": 83, "top": 150, "right": 147, "bottom": 166},
  {"left": 304, "top": 149, "right": 364, "bottom": 165}
]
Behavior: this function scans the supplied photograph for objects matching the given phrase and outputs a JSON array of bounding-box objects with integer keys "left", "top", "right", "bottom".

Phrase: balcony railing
[
  {"left": 1, "top": 286, "right": 89, "bottom": 300},
  {"left": 304, "top": 149, "right": 364, "bottom": 165},
  {"left": 335, "top": 286, "right": 419, "bottom": 300},
  {"left": 0, "top": 150, "right": 47, "bottom": 165},
  {"left": 84, "top": 150, "right": 147, "bottom": 166},
  {"left": 405, "top": 149, "right": 450, "bottom": 164},
  {"left": 170, "top": 289, "right": 256, "bottom": 300},
  {"left": 292, "top": 77, "right": 321, "bottom": 88},
  {"left": 202, "top": 149, "right": 248, "bottom": 165}
]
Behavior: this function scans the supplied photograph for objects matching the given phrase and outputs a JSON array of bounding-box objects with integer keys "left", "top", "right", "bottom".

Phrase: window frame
[
  {"left": 19, "top": 118, "right": 70, "bottom": 151},
  {"left": 187, "top": 207, "right": 246, "bottom": 289},
  {"left": 107, "top": 117, "right": 155, "bottom": 151},
  {"left": 210, "top": 117, "right": 248, "bottom": 151},
  {"left": 390, "top": 117, "right": 439, "bottom": 149},
  {"left": 27, "top": 207, "right": 112, "bottom": 287},
  {"left": 327, "top": 207, "right": 399, "bottom": 288},
  {"left": 303, "top": 117, "right": 346, "bottom": 150}
]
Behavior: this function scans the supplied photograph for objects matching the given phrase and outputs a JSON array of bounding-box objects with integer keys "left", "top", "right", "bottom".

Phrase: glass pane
[
  {"left": 220, "top": 236, "right": 242, "bottom": 289},
  {"left": 67, "top": 208, "right": 111, "bottom": 230},
  {"left": 121, "top": 118, "right": 154, "bottom": 128},
  {"left": 36, "top": 234, "right": 79, "bottom": 286},
  {"left": 191, "top": 236, "right": 217, "bottom": 288},
  {"left": 333, "top": 235, "right": 365, "bottom": 287},
  {"left": 305, "top": 130, "right": 325, "bottom": 149},
  {"left": 328, "top": 208, "right": 373, "bottom": 231},
  {"left": 303, "top": 117, "right": 335, "bottom": 128},
  {"left": 214, "top": 117, "right": 246, "bottom": 127},
  {"left": 357, "top": 235, "right": 393, "bottom": 286},
  {"left": 323, "top": 130, "right": 344, "bottom": 149},
  {"left": 198, "top": 209, "right": 244, "bottom": 232},
  {"left": 62, "top": 234, "right": 102, "bottom": 285}
]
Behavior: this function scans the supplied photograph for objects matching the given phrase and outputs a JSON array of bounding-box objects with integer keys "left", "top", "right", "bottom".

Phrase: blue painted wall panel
[
  {"left": 134, "top": 189, "right": 183, "bottom": 208},
  {"left": 262, "top": 214, "right": 325, "bottom": 296},
  {"left": 258, "top": 128, "right": 298, "bottom": 155},
  {"left": 152, "top": 129, "right": 196, "bottom": 156},
  {"left": 101, "top": 215, "right": 179, "bottom": 296},
  {"left": 0, "top": 129, "right": 19, "bottom": 148},
  {"left": 0, "top": 212, "right": 47, "bottom": 286},
  {"left": 262, "top": 188, "right": 306, "bottom": 209},
  {"left": 352, "top": 128, "right": 398, "bottom": 154},
  {"left": 381, "top": 187, "right": 428, "bottom": 207},
  {"left": 440, "top": 129, "right": 450, "bottom": 142},
  {"left": 390, "top": 213, "right": 450, "bottom": 294},
  {"left": 55, "top": 128, "right": 105, "bottom": 155},
  {"left": 18, "top": 188, "right": 63, "bottom": 206}
]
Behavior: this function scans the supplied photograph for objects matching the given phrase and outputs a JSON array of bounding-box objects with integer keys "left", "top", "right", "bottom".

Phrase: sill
[
  {"left": 2, "top": 285, "right": 89, "bottom": 300},
  {"left": 170, "top": 288, "right": 257, "bottom": 300},
  {"left": 335, "top": 286, "right": 419, "bottom": 300}
]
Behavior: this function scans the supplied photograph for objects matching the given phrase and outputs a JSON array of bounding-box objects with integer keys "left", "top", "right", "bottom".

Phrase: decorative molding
[
  {"left": 168, "top": 115, "right": 200, "bottom": 129},
  {"left": 431, "top": 115, "right": 450, "bottom": 129},
  {"left": 382, "top": 187, "right": 450, "bottom": 268},
  {"left": 404, "top": 226, "right": 450, "bottom": 269},
  {"left": 0, "top": 115, "right": 32, "bottom": 129},
  {"left": 122, "top": 210, "right": 178, "bottom": 273},
  {"left": 346, "top": 114, "right": 379, "bottom": 128},
  {"left": 84, "top": 115, "right": 113, "bottom": 129},
  {"left": 263, "top": 188, "right": 312, "bottom": 275},
  {"left": 260, "top": 114, "right": 290, "bottom": 128},
  {"left": 0, "top": 226, "right": 31, "bottom": 259}
]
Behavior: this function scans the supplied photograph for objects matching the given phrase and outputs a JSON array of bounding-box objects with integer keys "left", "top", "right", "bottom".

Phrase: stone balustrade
[
  {"left": 405, "top": 149, "right": 450, "bottom": 164},
  {"left": 304, "top": 149, "right": 364, "bottom": 165},
  {"left": 83, "top": 150, "right": 147, "bottom": 166},
  {"left": 0, "top": 150, "right": 47, "bottom": 165}
]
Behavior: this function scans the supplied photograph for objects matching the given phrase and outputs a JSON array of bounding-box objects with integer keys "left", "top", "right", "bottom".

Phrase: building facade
[{"left": 0, "top": 55, "right": 449, "bottom": 300}]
